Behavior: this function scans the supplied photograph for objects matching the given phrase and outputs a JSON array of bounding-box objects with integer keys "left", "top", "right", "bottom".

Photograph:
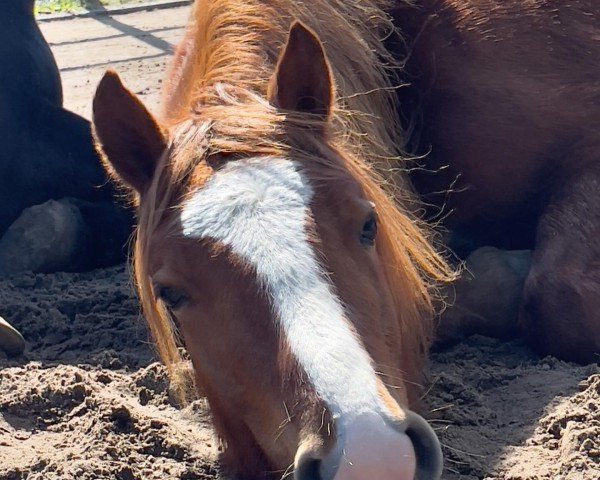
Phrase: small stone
[
  {"left": 139, "top": 387, "right": 151, "bottom": 406},
  {"left": 150, "top": 419, "right": 165, "bottom": 430},
  {"left": 581, "top": 439, "right": 594, "bottom": 451}
]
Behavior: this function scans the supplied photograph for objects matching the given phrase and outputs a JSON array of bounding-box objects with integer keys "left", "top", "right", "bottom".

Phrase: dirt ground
[
  {"left": 1, "top": 267, "right": 598, "bottom": 479},
  {"left": 1, "top": 5, "right": 599, "bottom": 480}
]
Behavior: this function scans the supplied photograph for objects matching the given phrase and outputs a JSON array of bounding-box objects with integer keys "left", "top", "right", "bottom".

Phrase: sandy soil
[
  {"left": 0, "top": 266, "right": 219, "bottom": 480},
  {"left": 1, "top": 5, "right": 598, "bottom": 480},
  {"left": 427, "top": 340, "right": 599, "bottom": 479},
  {"left": 0, "top": 266, "right": 598, "bottom": 479}
]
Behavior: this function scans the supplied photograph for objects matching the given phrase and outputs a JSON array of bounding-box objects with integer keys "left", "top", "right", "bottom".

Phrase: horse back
[
  {"left": 395, "top": 0, "right": 599, "bottom": 248},
  {"left": 0, "top": 0, "right": 63, "bottom": 111}
]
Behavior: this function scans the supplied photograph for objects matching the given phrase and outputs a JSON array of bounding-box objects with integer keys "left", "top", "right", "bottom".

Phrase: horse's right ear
[
  {"left": 93, "top": 70, "right": 167, "bottom": 194},
  {"left": 268, "top": 22, "right": 334, "bottom": 118}
]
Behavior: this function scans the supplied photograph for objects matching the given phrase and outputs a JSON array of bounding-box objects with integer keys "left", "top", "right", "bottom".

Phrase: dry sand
[
  {"left": 0, "top": 6, "right": 598, "bottom": 479},
  {"left": 0, "top": 267, "right": 219, "bottom": 479},
  {"left": 0, "top": 266, "right": 598, "bottom": 479}
]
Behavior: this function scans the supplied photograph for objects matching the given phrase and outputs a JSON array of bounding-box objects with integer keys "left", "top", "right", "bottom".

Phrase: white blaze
[{"left": 180, "top": 157, "right": 386, "bottom": 421}]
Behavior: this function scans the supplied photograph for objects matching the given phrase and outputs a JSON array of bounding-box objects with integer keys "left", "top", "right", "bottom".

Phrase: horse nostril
[
  {"left": 402, "top": 411, "right": 444, "bottom": 480},
  {"left": 294, "top": 457, "right": 323, "bottom": 480},
  {"left": 294, "top": 439, "right": 328, "bottom": 480}
]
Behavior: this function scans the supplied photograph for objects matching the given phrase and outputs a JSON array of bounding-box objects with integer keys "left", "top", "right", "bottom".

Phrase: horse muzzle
[{"left": 294, "top": 410, "right": 442, "bottom": 480}]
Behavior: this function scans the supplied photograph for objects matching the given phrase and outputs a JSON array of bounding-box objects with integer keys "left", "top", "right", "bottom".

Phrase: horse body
[
  {"left": 93, "top": 0, "right": 451, "bottom": 478},
  {"left": 2, "top": 0, "right": 62, "bottom": 108},
  {"left": 395, "top": 0, "right": 600, "bottom": 361},
  {"left": 398, "top": 0, "right": 598, "bottom": 244},
  {"left": 0, "top": 0, "right": 118, "bottom": 235}
]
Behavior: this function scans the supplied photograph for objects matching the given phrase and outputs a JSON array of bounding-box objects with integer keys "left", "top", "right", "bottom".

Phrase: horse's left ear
[{"left": 268, "top": 22, "right": 334, "bottom": 118}]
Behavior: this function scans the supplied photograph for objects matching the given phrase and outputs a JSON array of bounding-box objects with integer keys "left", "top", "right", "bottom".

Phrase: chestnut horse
[
  {"left": 391, "top": 0, "right": 600, "bottom": 363},
  {"left": 93, "top": 0, "right": 452, "bottom": 478}
]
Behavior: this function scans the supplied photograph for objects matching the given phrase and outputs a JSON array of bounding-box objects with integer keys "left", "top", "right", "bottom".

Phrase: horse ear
[
  {"left": 93, "top": 70, "right": 167, "bottom": 194},
  {"left": 268, "top": 22, "right": 334, "bottom": 118}
]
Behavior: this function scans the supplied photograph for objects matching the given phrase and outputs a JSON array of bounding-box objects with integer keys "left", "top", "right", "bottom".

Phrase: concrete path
[{"left": 39, "top": 5, "right": 191, "bottom": 119}]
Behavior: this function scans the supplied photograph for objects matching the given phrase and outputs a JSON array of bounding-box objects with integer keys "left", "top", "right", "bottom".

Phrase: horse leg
[
  {"left": 435, "top": 247, "right": 531, "bottom": 347},
  {"left": 0, "top": 102, "right": 115, "bottom": 234},
  {"left": 520, "top": 163, "right": 600, "bottom": 364}
]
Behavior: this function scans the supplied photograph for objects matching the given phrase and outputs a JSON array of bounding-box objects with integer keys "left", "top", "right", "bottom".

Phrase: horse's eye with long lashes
[
  {"left": 360, "top": 213, "right": 378, "bottom": 246},
  {"left": 155, "top": 286, "right": 189, "bottom": 311}
]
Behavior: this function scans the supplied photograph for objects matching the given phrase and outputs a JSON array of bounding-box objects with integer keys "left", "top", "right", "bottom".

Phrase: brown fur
[
  {"left": 394, "top": 0, "right": 599, "bottom": 361},
  {"left": 162, "top": 0, "right": 406, "bottom": 152},
  {"left": 93, "top": 0, "right": 455, "bottom": 476},
  {"left": 141, "top": 0, "right": 455, "bottom": 403}
]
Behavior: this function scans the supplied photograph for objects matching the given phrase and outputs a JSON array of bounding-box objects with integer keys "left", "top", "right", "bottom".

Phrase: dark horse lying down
[
  {"left": 0, "top": 1, "right": 131, "bottom": 354},
  {"left": 0, "top": 0, "right": 130, "bottom": 258},
  {"left": 393, "top": 0, "right": 599, "bottom": 363}
]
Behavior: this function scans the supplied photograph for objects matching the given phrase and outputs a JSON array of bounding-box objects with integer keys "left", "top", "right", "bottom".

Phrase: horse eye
[
  {"left": 155, "top": 286, "right": 189, "bottom": 311},
  {"left": 360, "top": 213, "right": 378, "bottom": 246}
]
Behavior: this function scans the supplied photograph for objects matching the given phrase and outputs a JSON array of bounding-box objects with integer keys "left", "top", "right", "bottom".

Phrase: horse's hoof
[{"left": 0, "top": 316, "right": 25, "bottom": 357}]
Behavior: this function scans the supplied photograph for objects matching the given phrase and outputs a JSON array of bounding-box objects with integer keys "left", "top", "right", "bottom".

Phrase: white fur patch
[{"left": 180, "top": 157, "right": 386, "bottom": 422}]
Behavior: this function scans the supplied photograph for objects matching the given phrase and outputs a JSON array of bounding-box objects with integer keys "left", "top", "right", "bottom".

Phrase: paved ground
[{"left": 40, "top": 5, "right": 191, "bottom": 119}]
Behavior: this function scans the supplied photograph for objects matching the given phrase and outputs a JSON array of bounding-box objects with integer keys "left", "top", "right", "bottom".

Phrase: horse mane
[
  {"left": 134, "top": 0, "right": 455, "bottom": 402},
  {"left": 162, "top": 0, "right": 407, "bottom": 163}
]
